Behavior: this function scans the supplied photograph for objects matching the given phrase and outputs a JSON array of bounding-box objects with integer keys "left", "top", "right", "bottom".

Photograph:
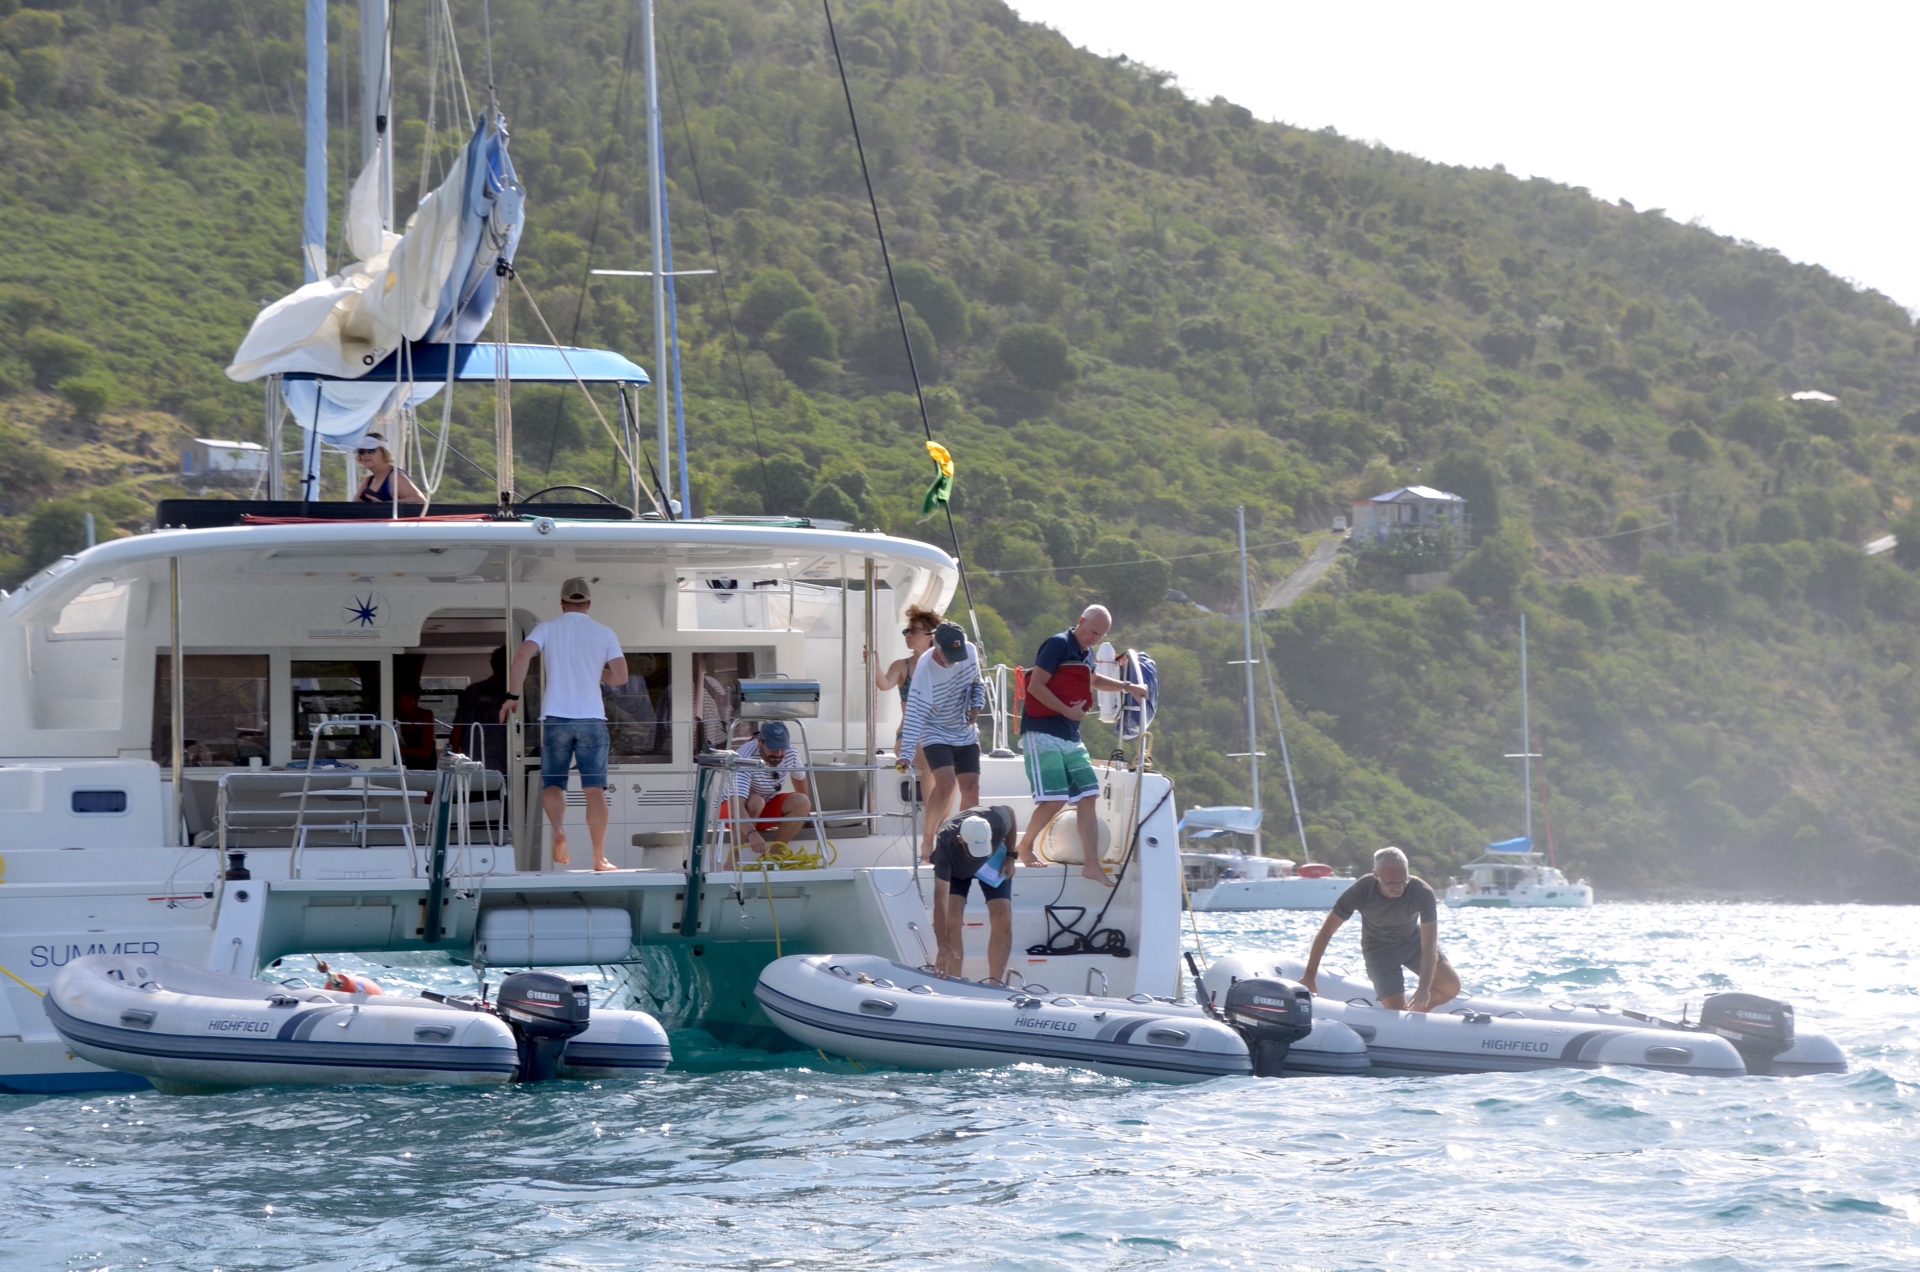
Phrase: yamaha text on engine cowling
[
  {"left": 1221, "top": 978, "right": 1315, "bottom": 1077},
  {"left": 494, "top": 972, "right": 593, "bottom": 1082}
]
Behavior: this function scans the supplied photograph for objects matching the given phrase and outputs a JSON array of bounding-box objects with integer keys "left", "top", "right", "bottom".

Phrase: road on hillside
[{"left": 1260, "top": 536, "right": 1341, "bottom": 611}]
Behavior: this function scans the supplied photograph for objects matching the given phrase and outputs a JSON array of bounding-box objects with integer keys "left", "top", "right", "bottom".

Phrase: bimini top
[{"left": 282, "top": 342, "right": 650, "bottom": 387}]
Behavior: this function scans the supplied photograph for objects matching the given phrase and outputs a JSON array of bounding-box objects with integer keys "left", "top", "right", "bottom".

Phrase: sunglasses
[
  {"left": 356, "top": 448, "right": 379, "bottom": 456},
  {"left": 903, "top": 627, "right": 931, "bottom": 638}
]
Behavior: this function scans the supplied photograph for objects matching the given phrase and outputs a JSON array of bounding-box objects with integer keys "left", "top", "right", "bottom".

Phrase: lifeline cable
[{"left": 820, "top": 0, "right": 985, "bottom": 654}]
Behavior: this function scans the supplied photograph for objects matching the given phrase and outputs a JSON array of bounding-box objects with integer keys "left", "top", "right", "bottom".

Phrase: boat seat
[{"left": 809, "top": 768, "right": 868, "bottom": 831}]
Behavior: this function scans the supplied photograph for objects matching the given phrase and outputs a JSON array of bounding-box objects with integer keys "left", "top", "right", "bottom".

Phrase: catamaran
[
  {"left": 1445, "top": 613, "right": 1593, "bottom": 908},
  {"left": 0, "top": 1, "right": 1180, "bottom": 1094}
]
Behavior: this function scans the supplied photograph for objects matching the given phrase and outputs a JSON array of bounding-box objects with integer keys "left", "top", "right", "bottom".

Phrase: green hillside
[{"left": 3, "top": 0, "right": 1918, "bottom": 898}]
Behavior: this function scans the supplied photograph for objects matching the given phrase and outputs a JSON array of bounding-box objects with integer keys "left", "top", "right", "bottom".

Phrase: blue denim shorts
[{"left": 541, "top": 718, "right": 610, "bottom": 789}]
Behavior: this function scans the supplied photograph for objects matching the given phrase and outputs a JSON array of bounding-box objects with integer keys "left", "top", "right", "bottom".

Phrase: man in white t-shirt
[
  {"left": 897, "top": 621, "right": 986, "bottom": 863},
  {"left": 500, "top": 577, "right": 628, "bottom": 871},
  {"left": 729, "top": 720, "right": 813, "bottom": 858}
]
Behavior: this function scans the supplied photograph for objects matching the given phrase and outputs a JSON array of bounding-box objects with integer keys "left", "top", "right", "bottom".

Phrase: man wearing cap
[
  {"left": 897, "top": 621, "right": 988, "bottom": 864},
  {"left": 730, "top": 720, "right": 813, "bottom": 858},
  {"left": 500, "top": 577, "right": 629, "bottom": 871},
  {"left": 929, "top": 804, "right": 1021, "bottom": 981},
  {"left": 1014, "top": 604, "right": 1149, "bottom": 887}
]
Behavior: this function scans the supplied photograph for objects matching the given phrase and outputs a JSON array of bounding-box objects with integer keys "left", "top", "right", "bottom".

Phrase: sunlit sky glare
[{"left": 1007, "top": 1, "right": 1919, "bottom": 317}]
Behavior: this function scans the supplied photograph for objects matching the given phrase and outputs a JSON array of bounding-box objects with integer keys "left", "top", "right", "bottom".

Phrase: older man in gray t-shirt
[{"left": 1301, "top": 846, "right": 1461, "bottom": 1011}]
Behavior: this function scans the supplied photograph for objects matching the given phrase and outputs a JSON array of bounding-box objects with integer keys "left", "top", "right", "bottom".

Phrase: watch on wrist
[{"left": 503, "top": 692, "right": 520, "bottom": 700}]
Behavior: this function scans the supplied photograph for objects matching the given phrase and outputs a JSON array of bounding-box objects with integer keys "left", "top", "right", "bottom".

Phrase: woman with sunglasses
[
  {"left": 878, "top": 606, "right": 941, "bottom": 794},
  {"left": 353, "top": 432, "right": 426, "bottom": 505}
]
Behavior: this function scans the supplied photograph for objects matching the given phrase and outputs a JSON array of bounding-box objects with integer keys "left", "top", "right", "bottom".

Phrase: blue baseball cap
[{"left": 758, "top": 721, "right": 790, "bottom": 751}]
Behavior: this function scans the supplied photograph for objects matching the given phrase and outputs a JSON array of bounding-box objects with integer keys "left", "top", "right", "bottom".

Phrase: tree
[
  {"left": 24, "top": 327, "right": 95, "bottom": 389},
  {"left": 1891, "top": 512, "right": 1920, "bottom": 571},
  {"left": 1432, "top": 451, "right": 1500, "bottom": 543},
  {"left": 994, "top": 323, "right": 1074, "bottom": 391},
  {"left": 25, "top": 500, "right": 89, "bottom": 571},
  {"left": 766, "top": 307, "right": 838, "bottom": 383},
  {"left": 738, "top": 269, "right": 813, "bottom": 337},
  {"left": 1079, "top": 536, "right": 1169, "bottom": 620},
  {"left": 890, "top": 262, "right": 969, "bottom": 348},
  {"left": 1667, "top": 425, "right": 1713, "bottom": 463}
]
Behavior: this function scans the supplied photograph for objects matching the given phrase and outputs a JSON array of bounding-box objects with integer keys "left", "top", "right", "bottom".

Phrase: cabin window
[
  {"left": 692, "top": 651, "right": 759, "bottom": 750},
  {"left": 152, "top": 655, "right": 271, "bottom": 767},
  {"left": 607, "top": 652, "right": 673, "bottom": 764},
  {"left": 50, "top": 580, "right": 131, "bottom": 640},
  {"left": 520, "top": 650, "right": 675, "bottom": 765},
  {"left": 71, "top": 789, "right": 129, "bottom": 814},
  {"left": 290, "top": 659, "right": 384, "bottom": 761}
]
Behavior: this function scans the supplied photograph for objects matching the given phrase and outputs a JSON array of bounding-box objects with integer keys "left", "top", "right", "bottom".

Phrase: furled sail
[{"left": 227, "top": 112, "right": 524, "bottom": 440}]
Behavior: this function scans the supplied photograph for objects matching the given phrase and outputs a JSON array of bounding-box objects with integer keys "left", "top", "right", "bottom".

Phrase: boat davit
[
  {"left": 1206, "top": 954, "right": 1845, "bottom": 1078},
  {"left": 755, "top": 953, "right": 1369, "bottom": 1082},
  {"left": 44, "top": 955, "right": 669, "bottom": 1094}
]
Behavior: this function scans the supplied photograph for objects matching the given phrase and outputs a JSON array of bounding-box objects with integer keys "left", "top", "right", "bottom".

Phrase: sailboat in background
[
  {"left": 1445, "top": 613, "right": 1595, "bottom": 908},
  {"left": 1182, "top": 508, "right": 1353, "bottom": 912}
]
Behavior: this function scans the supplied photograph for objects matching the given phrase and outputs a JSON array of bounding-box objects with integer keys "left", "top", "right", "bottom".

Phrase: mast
[
  {"left": 1229, "top": 506, "right": 1263, "bottom": 856},
  {"left": 1503, "top": 612, "right": 1540, "bottom": 849},
  {"left": 642, "top": 0, "right": 672, "bottom": 507}
]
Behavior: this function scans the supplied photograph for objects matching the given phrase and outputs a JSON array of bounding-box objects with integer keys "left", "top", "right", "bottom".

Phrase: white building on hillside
[{"left": 1349, "top": 485, "right": 1468, "bottom": 547}]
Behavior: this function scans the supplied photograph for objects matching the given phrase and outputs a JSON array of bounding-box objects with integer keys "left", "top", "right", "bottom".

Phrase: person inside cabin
[
  {"left": 500, "top": 577, "right": 629, "bottom": 872},
  {"left": 453, "top": 647, "right": 511, "bottom": 775},
  {"left": 877, "top": 605, "right": 940, "bottom": 786},
  {"left": 929, "top": 804, "right": 1021, "bottom": 983},
  {"left": 1011, "top": 604, "right": 1149, "bottom": 887},
  {"left": 1300, "top": 846, "right": 1461, "bottom": 1013},
  {"left": 353, "top": 432, "right": 426, "bottom": 506},
  {"left": 728, "top": 720, "right": 813, "bottom": 859},
  {"left": 392, "top": 653, "right": 439, "bottom": 772},
  {"left": 896, "top": 621, "right": 987, "bottom": 864}
]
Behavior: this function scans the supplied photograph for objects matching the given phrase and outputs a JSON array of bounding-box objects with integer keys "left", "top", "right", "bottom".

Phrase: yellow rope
[{"left": 0, "top": 963, "right": 44, "bottom": 997}]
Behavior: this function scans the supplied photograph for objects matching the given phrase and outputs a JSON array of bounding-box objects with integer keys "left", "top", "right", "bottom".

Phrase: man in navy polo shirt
[{"left": 1013, "top": 604, "right": 1148, "bottom": 887}]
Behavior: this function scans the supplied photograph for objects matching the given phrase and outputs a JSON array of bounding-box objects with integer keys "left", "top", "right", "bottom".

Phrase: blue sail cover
[{"left": 1486, "top": 836, "right": 1535, "bottom": 854}]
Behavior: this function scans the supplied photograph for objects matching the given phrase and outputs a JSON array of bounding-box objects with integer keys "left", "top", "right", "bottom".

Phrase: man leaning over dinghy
[{"left": 1302, "top": 846, "right": 1461, "bottom": 1012}]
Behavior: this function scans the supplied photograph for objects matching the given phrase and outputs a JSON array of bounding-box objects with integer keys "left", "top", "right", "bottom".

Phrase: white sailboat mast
[
  {"left": 1503, "top": 612, "right": 1539, "bottom": 847},
  {"left": 643, "top": 0, "right": 672, "bottom": 507},
  {"left": 1230, "top": 505, "right": 1263, "bottom": 856}
]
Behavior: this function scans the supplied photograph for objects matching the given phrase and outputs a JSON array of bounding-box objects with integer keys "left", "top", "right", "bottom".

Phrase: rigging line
[
  {"left": 820, "top": 0, "right": 983, "bottom": 649},
  {"left": 663, "top": 34, "right": 777, "bottom": 515},
  {"left": 506, "top": 268, "right": 669, "bottom": 518},
  {"left": 990, "top": 537, "right": 1305, "bottom": 574},
  {"left": 547, "top": 9, "right": 642, "bottom": 484},
  {"left": 229, "top": 0, "right": 305, "bottom": 213}
]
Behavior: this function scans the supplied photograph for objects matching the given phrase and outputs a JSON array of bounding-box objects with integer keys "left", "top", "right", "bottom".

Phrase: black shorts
[
  {"left": 1362, "top": 933, "right": 1452, "bottom": 1001},
  {"left": 933, "top": 841, "right": 1012, "bottom": 902},
  {"left": 922, "top": 742, "right": 981, "bottom": 775},
  {"left": 939, "top": 870, "right": 1011, "bottom": 903}
]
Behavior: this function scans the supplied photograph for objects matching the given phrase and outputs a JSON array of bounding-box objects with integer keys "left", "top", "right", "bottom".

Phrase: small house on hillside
[
  {"left": 182, "top": 439, "right": 268, "bottom": 482},
  {"left": 1349, "top": 485, "right": 1468, "bottom": 546}
]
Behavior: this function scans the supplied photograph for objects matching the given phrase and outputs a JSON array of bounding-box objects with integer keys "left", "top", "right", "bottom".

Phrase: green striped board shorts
[{"left": 1023, "top": 732, "right": 1099, "bottom": 803}]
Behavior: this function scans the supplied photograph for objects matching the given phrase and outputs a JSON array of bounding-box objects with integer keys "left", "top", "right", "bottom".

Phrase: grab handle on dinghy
[
  {"left": 119, "top": 1009, "right": 156, "bottom": 1028},
  {"left": 413, "top": 1025, "right": 456, "bottom": 1042},
  {"left": 1145, "top": 1028, "right": 1190, "bottom": 1046},
  {"left": 858, "top": 999, "right": 898, "bottom": 1016}
]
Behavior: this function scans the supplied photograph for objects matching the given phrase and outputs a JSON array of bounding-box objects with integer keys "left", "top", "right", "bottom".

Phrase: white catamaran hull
[{"left": 756, "top": 953, "right": 1369, "bottom": 1083}]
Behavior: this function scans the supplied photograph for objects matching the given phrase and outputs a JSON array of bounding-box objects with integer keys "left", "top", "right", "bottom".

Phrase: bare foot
[
  {"left": 550, "top": 831, "right": 570, "bottom": 868},
  {"left": 1080, "top": 865, "right": 1115, "bottom": 888},
  {"left": 593, "top": 860, "right": 618, "bottom": 872},
  {"left": 1017, "top": 853, "right": 1042, "bottom": 868}
]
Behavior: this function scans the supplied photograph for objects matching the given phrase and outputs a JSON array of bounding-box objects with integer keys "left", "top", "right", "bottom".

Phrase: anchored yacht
[{"left": 0, "top": 509, "right": 1179, "bottom": 1093}]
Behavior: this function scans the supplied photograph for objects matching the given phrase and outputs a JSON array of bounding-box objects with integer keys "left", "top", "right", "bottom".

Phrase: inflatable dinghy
[
  {"left": 1207, "top": 954, "right": 1842, "bottom": 1078},
  {"left": 755, "top": 953, "right": 1368, "bottom": 1083},
  {"left": 45, "top": 954, "right": 669, "bottom": 1094}
]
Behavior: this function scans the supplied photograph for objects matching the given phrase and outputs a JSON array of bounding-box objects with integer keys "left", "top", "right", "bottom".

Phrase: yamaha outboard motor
[
  {"left": 1221, "top": 977, "right": 1314, "bottom": 1078},
  {"left": 1698, "top": 992, "right": 1795, "bottom": 1075},
  {"left": 495, "top": 971, "right": 591, "bottom": 1082}
]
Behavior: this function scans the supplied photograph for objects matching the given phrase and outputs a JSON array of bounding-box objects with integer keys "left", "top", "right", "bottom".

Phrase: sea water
[{"left": 3, "top": 904, "right": 1916, "bottom": 1270}]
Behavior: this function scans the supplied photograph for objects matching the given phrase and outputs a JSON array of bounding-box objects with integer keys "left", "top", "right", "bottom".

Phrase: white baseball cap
[{"left": 959, "top": 815, "right": 993, "bottom": 859}]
